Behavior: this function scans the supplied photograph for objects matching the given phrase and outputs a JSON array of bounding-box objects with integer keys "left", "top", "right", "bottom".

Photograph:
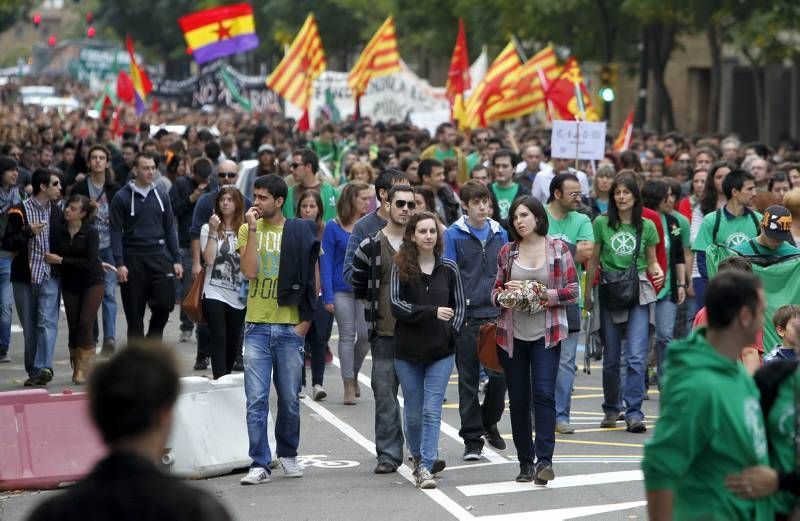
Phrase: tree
[{"left": 0, "top": 0, "right": 34, "bottom": 34}]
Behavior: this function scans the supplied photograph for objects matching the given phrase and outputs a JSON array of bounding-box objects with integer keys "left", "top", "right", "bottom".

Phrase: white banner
[{"left": 550, "top": 120, "right": 607, "bottom": 160}]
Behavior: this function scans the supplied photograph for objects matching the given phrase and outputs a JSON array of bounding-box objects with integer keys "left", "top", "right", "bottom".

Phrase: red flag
[
  {"left": 446, "top": 19, "right": 470, "bottom": 101},
  {"left": 545, "top": 57, "right": 599, "bottom": 121},
  {"left": 613, "top": 110, "right": 635, "bottom": 152},
  {"left": 116, "top": 71, "right": 135, "bottom": 104},
  {"left": 298, "top": 109, "right": 310, "bottom": 131},
  {"left": 99, "top": 94, "right": 113, "bottom": 120}
]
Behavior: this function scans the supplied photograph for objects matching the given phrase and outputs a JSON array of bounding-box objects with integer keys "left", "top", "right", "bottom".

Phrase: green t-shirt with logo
[
  {"left": 238, "top": 221, "right": 300, "bottom": 325},
  {"left": 657, "top": 211, "right": 691, "bottom": 300},
  {"left": 593, "top": 215, "right": 658, "bottom": 273},
  {"left": 545, "top": 207, "right": 594, "bottom": 265},
  {"left": 491, "top": 183, "right": 519, "bottom": 220},
  {"left": 692, "top": 208, "right": 763, "bottom": 252}
]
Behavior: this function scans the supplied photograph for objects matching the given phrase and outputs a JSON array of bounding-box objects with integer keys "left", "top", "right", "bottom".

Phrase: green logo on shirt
[
  {"left": 725, "top": 232, "right": 749, "bottom": 248},
  {"left": 610, "top": 231, "right": 636, "bottom": 256},
  {"left": 744, "top": 397, "right": 768, "bottom": 460}
]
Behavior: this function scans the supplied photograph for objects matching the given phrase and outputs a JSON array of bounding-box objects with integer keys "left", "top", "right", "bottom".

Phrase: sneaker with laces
[
  {"left": 0, "top": 353, "right": 11, "bottom": 364},
  {"left": 179, "top": 330, "right": 193, "bottom": 343},
  {"left": 311, "top": 384, "right": 327, "bottom": 401},
  {"left": 555, "top": 421, "right": 576, "bottom": 434},
  {"left": 240, "top": 467, "right": 270, "bottom": 485},
  {"left": 463, "top": 441, "right": 483, "bottom": 461},
  {"left": 415, "top": 467, "right": 436, "bottom": 489},
  {"left": 279, "top": 456, "right": 303, "bottom": 478},
  {"left": 193, "top": 356, "right": 209, "bottom": 371}
]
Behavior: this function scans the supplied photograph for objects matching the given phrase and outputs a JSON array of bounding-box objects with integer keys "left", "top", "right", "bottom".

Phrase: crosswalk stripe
[
  {"left": 472, "top": 500, "right": 647, "bottom": 520},
  {"left": 456, "top": 469, "right": 643, "bottom": 497}
]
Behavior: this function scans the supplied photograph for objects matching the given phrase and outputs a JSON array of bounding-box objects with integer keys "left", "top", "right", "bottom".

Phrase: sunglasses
[
  {"left": 50, "top": 180, "right": 61, "bottom": 187},
  {"left": 290, "top": 162, "right": 305, "bottom": 169},
  {"left": 218, "top": 172, "right": 237, "bottom": 178},
  {"left": 393, "top": 200, "right": 416, "bottom": 210}
]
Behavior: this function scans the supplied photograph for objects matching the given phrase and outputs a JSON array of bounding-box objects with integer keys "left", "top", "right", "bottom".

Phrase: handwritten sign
[{"left": 550, "top": 120, "right": 607, "bottom": 160}]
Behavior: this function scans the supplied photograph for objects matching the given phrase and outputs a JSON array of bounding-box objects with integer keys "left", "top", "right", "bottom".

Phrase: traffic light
[
  {"left": 87, "top": 26, "right": 95, "bottom": 38},
  {"left": 598, "top": 65, "right": 616, "bottom": 103},
  {"left": 47, "top": 35, "right": 56, "bottom": 47},
  {"left": 85, "top": 12, "right": 93, "bottom": 24},
  {"left": 32, "top": 13, "right": 41, "bottom": 27}
]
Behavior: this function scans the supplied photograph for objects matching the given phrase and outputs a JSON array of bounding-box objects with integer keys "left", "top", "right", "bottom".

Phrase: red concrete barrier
[{"left": 0, "top": 389, "right": 106, "bottom": 490}]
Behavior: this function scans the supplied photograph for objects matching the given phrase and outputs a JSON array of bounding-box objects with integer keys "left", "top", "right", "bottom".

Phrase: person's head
[
  {"left": 773, "top": 305, "right": 800, "bottom": 348},
  {"left": 508, "top": 196, "right": 548, "bottom": 242},
  {"left": 768, "top": 172, "right": 793, "bottom": 200},
  {"left": 759, "top": 205, "right": 794, "bottom": 249},
  {"left": 722, "top": 169, "right": 756, "bottom": 207},
  {"left": 459, "top": 180, "right": 491, "bottom": 224},
  {"left": 523, "top": 145, "right": 544, "bottom": 172},
  {"left": 257, "top": 143, "right": 276, "bottom": 170},
  {"left": 213, "top": 185, "right": 245, "bottom": 233},
  {"left": 337, "top": 181, "right": 371, "bottom": 226},
  {"left": 418, "top": 158, "right": 445, "bottom": 190},
  {"left": 386, "top": 185, "right": 416, "bottom": 226},
  {"left": 32, "top": 169, "right": 61, "bottom": 200},
  {"left": 470, "top": 164, "right": 491, "bottom": 185},
  {"left": 549, "top": 173, "right": 582, "bottom": 212},
  {"left": 290, "top": 148, "right": 319, "bottom": 183},
  {"left": 399, "top": 156, "right": 420, "bottom": 184},
  {"left": 472, "top": 129, "right": 489, "bottom": 151},
  {"left": 662, "top": 132, "right": 682, "bottom": 158},
  {"left": 662, "top": 177, "right": 682, "bottom": 213},
  {"left": 491, "top": 148, "right": 515, "bottom": 184},
  {"left": 0, "top": 156, "right": 18, "bottom": 188},
  {"left": 443, "top": 158, "right": 459, "bottom": 185},
  {"left": 749, "top": 157, "right": 769, "bottom": 183},
  {"left": 374, "top": 168, "right": 408, "bottom": 204},
  {"left": 296, "top": 189, "right": 323, "bottom": 223},
  {"left": 87, "top": 144, "right": 111, "bottom": 175},
  {"left": 88, "top": 342, "right": 180, "bottom": 454},
  {"left": 701, "top": 161, "right": 735, "bottom": 214},
  {"left": 39, "top": 145, "right": 53, "bottom": 167},
  {"left": 394, "top": 212, "right": 442, "bottom": 283},
  {"left": 694, "top": 148, "right": 717, "bottom": 172},
  {"left": 191, "top": 157, "right": 213, "bottom": 184},
  {"left": 593, "top": 165, "right": 615, "bottom": 197},
  {"left": 717, "top": 255, "right": 753, "bottom": 275},
  {"left": 436, "top": 122, "right": 457, "bottom": 148},
  {"left": 347, "top": 162, "right": 375, "bottom": 184},
  {"left": 608, "top": 175, "right": 643, "bottom": 230},
  {"left": 252, "top": 174, "right": 288, "bottom": 219},
  {"left": 704, "top": 271, "right": 765, "bottom": 345},
  {"left": 133, "top": 153, "right": 157, "bottom": 186},
  {"left": 691, "top": 168, "right": 708, "bottom": 198},
  {"left": 783, "top": 189, "right": 800, "bottom": 223},
  {"left": 64, "top": 194, "right": 93, "bottom": 224},
  {"left": 216, "top": 159, "right": 238, "bottom": 186},
  {"left": 61, "top": 141, "right": 76, "bottom": 165},
  {"left": 642, "top": 179, "right": 670, "bottom": 212},
  {"left": 721, "top": 137, "right": 741, "bottom": 162},
  {"left": 486, "top": 137, "right": 503, "bottom": 158},
  {"left": 413, "top": 185, "right": 436, "bottom": 214},
  {"left": 121, "top": 141, "right": 139, "bottom": 167}
]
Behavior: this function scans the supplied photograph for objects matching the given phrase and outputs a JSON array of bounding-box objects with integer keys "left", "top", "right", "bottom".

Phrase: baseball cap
[
  {"left": 761, "top": 205, "right": 793, "bottom": 242},
  {"left": 257, "top": 144, "right": 275, "bottom": 155}
]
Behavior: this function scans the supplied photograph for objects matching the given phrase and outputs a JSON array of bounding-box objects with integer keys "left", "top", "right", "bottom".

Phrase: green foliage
[{"left": 0, "top": 0, "right": 34, "bottom": 34}]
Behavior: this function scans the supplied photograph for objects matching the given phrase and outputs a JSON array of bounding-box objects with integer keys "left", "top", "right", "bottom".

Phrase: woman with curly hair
[{"left": 390, "top": 211, "right": 465, "bottom": 489}]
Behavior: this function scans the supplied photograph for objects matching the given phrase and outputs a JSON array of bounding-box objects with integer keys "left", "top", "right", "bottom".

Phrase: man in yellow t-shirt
[{"left": 238, "top": 174, "right": 317, "bottom": 485}]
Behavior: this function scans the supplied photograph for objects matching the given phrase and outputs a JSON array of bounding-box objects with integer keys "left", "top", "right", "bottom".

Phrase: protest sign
[{"left": 550, "top": 120, "right": 607, "bottom": 160}]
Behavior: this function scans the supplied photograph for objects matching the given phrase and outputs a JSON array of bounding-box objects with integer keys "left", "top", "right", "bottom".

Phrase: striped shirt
[{"left": 24, "top": 197, "right": 52, "bottom": 284}]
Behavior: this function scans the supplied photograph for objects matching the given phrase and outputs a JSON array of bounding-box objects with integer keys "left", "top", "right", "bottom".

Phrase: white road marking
[
  {"left": 475, "top": 501, "right": 647, "bottom": 521},
  {"left": 457, "top": 469, "right": 643, "bottom": 497}
]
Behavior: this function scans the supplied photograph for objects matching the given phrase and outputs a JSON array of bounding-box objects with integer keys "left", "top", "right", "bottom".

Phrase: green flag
[{"left": 220, "top": 68, "right": 252, "bottom": 113}]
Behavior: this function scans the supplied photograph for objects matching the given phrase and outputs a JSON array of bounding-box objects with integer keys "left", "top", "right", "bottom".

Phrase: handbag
[
  {"left": 181, "top": 268, "right": 206, "bottom": 324},
  {"left": 477, "top": 322, "right": 503, "bottom": 373},
  {"left": 599, "top": 229, "right": 641, "bottom": 312}
]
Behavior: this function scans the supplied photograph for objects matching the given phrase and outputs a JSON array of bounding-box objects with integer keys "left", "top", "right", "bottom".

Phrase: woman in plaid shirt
[{"left": 492, "top": 196, "right": 579, "bottom": 485}]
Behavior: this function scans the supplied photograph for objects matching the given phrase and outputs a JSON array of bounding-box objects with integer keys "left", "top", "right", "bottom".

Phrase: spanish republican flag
[
  {"left": 445, "top": 18, "right": 470, "bottom": 126},
  {"left": 348, "top": 16, "right": 401, "bottom": 101},
  {"left": 545, "top": 57, "right": 599, "bottom": 121},
  {"left": 483, "top": 44, "right": 560, "bottom": 124},
  {"left": 463, "top": 41, "right": 522, "bottom": 129},
  {"left": 614, "top": 110, "right": 635, "bottom": 152},
  {"left": 125, "top": 36, "right": 152, "bottom": 116},
  {"left": 179, "top": 3, "right": 260, "bottom": 65},
  {"left": 267, "top": 14, "right": 326, "bottom": 114}
]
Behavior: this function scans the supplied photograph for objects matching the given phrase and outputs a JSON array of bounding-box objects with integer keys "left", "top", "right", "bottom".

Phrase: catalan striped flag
[
  {"left": 179, "top": 3, "right": 259, "bottom": 65},
  {"left": 125, "top": 36, "right": 152, "bottom": 116},
  {"left": 613, "top": 110, "right": 635, "bottom": 152},
  {"left": 463, "top": 41, "right": 522, "bottom": 129},
  {"left": 348, "top": 16, "right": 401, "bottom": 102},
  {"left": 266, "top": 13, "right": 326, "bottom": 113},
  {"left": 482, "top": 44, "right": 560, "bottom": 124}
]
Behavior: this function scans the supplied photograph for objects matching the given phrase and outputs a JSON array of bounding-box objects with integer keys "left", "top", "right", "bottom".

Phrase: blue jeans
[
  {"left": 13, "top": 278, "right": 60, "bottom": 377},
  {"left": 0, "top": 257, "right": 12, "bottom": 356},
  {"left": 394, "top": 355, "right": 454, "bottom": 471},
  {"left": 371, "top": 336, "right": 404, "bottom": 466},
  {"left": 98, "top": 246, "right": 117, "bottom": 342},
  {"left": 600, "top": 303, "right": 650, "bottom": 422},
  {"left": 692, "top": 276, "right": 706, "bottom": 314},
  {"left": 654, "top": 298, "right": 677, "bottom": 381},
  {"left": 499, "top": 338, "right": 560, "bottom": 465},
  {"left": 555, "top": 331, "right": 580, "bottom": 424},
  {"left": 243, "top": 322, "right": 305, "bottom": 469}
]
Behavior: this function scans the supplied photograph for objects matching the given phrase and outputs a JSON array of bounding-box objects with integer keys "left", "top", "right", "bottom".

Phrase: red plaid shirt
[{"left": 492, "top": 237, "right": 579, "bottom": 357}]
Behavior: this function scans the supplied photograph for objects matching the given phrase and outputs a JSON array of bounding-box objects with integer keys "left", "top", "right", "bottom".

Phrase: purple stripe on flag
[
  {"left": 193, "top": 33, "right": 260, "bottom": 65},
  {"left": 135, "top": 93, "right": 146, "bottom": 116}
]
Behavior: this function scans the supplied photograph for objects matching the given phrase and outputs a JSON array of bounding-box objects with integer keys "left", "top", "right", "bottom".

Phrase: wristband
[{"left": 249, "top": 227, "right": 257, "bottom": 232}]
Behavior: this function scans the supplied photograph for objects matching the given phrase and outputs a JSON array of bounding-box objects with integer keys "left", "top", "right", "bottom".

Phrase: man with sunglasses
[
  {"left": 283, "top": 148, "right": 338, "bottom": 222},
  {"left": 466, "top": 129, "right": 490, "bottom": 174},
  {"left": 2, "top": 169, "right": 63, "bottom": 386}
]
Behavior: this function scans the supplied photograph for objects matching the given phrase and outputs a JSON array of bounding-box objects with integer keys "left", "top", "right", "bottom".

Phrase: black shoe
[
  {"left": 374, "top": 461, "right": 397, "bottom": 474},
  {"left": 626, "top": 418, "right": 647, "bottom": 433},
  {"left": 101, "top": 338, "right": 115, "bottom": 356},
  {"left": 232, "top": 355, "right": 244, "bottom": 372},
  {"left": 463, "top": 440, "right": 483, "bottom": 461},
  {"left": 23, "top": 376, "right": 35, "bottom": 387},
  {"left": 534, "top": 461, "right": 555, "bottom": 485},
  {"left": 600, "top": 413, "right": 619, "bottom": 428},
  {"left": 515, "top": 462, "right": 534, "bottom": 482},
  {"left": 193, "top": 356, "right": 209, "bottom": 370},
  {"left": 31, "top": 368, "right": 53, "bottom": 386},
  {"left": 431, "top": 459, "right": 446, "bottom": 475},
  {"left": 485, "top": 424, "right": 507, "bottom": 450}
]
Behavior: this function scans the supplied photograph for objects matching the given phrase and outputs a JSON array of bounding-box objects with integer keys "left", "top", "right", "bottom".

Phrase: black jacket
[
  {"left": 169, "top": 176, "right": 210, "bottom": 248},
  {"left": 436, "top": 185, "right": 462, "bottom": 226},
  {"left": 71, "top": 175, "right": 121, "bottom": 206},
  {"left": 110, "top": 182, "right": 180, "bottom": 266},
  {"left": 663, "top": 211, "right": 686, "bottom": 303},
  {"left": 50, "top": 219, "right": 104, "bottom": 293},
  {"left": 1, "top": 201, "right": 62, "bottom": 283},
  {"left": 28, "top": 451, "right": 231, "bottom": 521},
  {"left": 390, "top": 257, "right": 465, "bottom": 364},
  {"left": 277, "top": 218, "right": 321, "bottom": 321}
]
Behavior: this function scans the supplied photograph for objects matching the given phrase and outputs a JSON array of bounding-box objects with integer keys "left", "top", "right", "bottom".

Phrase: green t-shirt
[
  {"left": 734, "top": 237, "right": 800, "bottom": 257},
  {"left": 765, "top": 370, "right": 800, "bottom": 514},
  {"left": 238, "top": 221, "right": 300, "bottom": 325},
  {"left": 692, "top": 208, "right": 763, "bottom": 251},
  {"left": 545, "top": 207, "right": 594, "bottom": 265},
  {"left": 673, "top": 210, "right": 691, "bottom": 249},
  {"left": 466, "top": 151, "right": 481, "bottom": 174},
  {"left": 657, "top": 211, "right": 691, "bottom": 299},
  {"left": 491, "top": 183, "right": 519, "bottom": 220},
  {"left": 593, "top": 215, "right": 658, "bottom": 273}
]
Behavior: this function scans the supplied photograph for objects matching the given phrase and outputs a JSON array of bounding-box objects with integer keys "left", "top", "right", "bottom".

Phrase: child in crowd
[{"left": 763, "top": 305, "right": 800, "bottom": 363}]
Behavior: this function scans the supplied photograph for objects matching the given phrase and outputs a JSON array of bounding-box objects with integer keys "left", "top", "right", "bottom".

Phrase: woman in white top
[{"left": 200, "top": 186, "right": 246, "bottom": 379}]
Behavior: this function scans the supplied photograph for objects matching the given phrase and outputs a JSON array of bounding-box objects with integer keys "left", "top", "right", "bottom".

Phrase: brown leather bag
[
  {"left": 478, "top": 322, "right": 503, "bottom": 373},
  {"left": 181, "top": 269, "right": 206, "bottom": 324}
]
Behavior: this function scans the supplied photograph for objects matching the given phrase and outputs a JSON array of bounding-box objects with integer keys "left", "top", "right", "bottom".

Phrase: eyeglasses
[
  {"left": 290, "top": 162, "right": 305, "bottom": 169},
  {"left": 394, "top": 200, "right": 417, "bottom": 210},
  {"left": 566, "top": 191, "right": 582, "bottom": 198},
  {"left": 50, "top": 180, "right": 61, "bottom": 187},
  {"left": 218, "top": 172, "right": 237, "bottom": 178}
]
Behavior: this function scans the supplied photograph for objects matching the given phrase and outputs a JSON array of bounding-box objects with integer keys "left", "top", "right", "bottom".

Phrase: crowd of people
[{"left": 3, "top": 98, "right": 800, "bottom": 504}]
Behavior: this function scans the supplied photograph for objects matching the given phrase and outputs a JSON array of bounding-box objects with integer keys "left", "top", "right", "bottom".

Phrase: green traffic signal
[{"left": 599, "top": 86, "right": 615, "bottom": 102}]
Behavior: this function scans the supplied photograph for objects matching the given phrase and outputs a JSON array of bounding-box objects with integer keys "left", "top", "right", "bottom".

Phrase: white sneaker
[
  {"left": 311, "top": 384, "right": 327, "bottom": 401},
  {"left": 240, "top": 466, "right": 270, "bottom": 485},
  {"left": 179, "top": 330, "right": 193, "bottom": 343},
  {"left": 279, "top": 456, "right": 304, "bottom": 478}
]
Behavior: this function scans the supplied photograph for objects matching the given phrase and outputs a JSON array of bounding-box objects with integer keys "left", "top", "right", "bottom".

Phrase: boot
[
  {"left": 343, "top": 378, "right": 357, "bottom": 405},
  {"left": 73, "top": 348, "right": 93, "bottom": 385},
  {"left": 69, "top": 348, "right": 79, "bottom": 383}
]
